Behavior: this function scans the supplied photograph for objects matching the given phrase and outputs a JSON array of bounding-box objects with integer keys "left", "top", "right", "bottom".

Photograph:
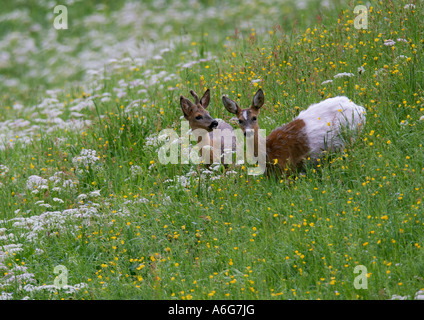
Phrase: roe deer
[
  {"left": 180, "top": 89, "right": 236, "bottom": 165},
  {"left": 222, "top": 89, "right": 366, "bottom": 176}
]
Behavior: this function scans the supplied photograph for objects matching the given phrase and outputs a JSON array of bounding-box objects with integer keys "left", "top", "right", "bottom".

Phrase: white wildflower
[
  {"left": 165, "top": 175, "right": 190, "bottom": 189},
  {"left": 39, "top": 203, "right": 52, "bottom": 208},
  {"left": 383, "top": 39, "right": 395, "bottom": 46},
  {"left": 23, "top": 284, "right": 56, "bottom": 293},
  {"left": 0, "top": 292, "right": 13, "bottom": 300},
  {"left": 2, "top": 243, "right": 23, "bottom": 254},
  {"left": 145, "top": 134, "right": 160, "bottom": 147},
  {"left": 0, "top": 165, "right": 9, "bottom": 176},
  {"left": 415, "top": 290, "right": 424, "bottom": 300},
  {"left": 89, "top": 190, "right": 101, "bottom": 197},
  {"left": 334, "top": 72, "right": 354, "bottom": 79},
  {"left": 375, "top": 68, "right": 387, "bottom": 76},
  {"left": 13, "top": 103, "right": 23, "bottom": 111},
  {"left": 395, "top": 55, "right": 409, "bottom": 62},
  {"left": 49, "top": 171, "right": 64, "bottom": 184},
  {"left": 163, "top": 196, "right": 171, "bottom": 205},
  {"left": 62, "top": 179, "right": 77, "bottom": 188},
  {"left": 26, "top": 175, "right": 48, "bottom": 190},
  {"left": 69, "top": 112, "right": 85, "bottom": 118},
  {"left": 72, "top": 149, "right": 99, "bottom": 169},
  {"left": 130, "top": 165, "right": 143, "bottom": 177},
  {"left": 77, "top": 194, "right": 87, "bottom": 200},
  {"left": 391, "top": 294, "right": 408, "bottom": 300}
]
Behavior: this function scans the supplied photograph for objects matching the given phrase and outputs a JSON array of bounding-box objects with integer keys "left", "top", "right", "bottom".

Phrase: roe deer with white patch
[{"left": 222, "top": 89, "right": 366, "bottom": 176}]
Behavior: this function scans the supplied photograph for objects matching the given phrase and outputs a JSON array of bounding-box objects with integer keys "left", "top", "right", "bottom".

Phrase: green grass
[{"left": 1, "top": 0, "right": 424, "bottom": 300}]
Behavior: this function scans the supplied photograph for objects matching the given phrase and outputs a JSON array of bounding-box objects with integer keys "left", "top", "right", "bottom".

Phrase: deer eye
[
  {"left": 238, "top": 119, "right": 244, "bottom": 124},
  {"left": 195, "top": 115, "right": 203, "bottom": 120},
  {"left": 251, "top": 117, "right": 257, "bottom": 121}
]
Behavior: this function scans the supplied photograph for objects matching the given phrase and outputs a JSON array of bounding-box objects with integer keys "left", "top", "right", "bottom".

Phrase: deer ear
[
  {"left": 222, "top": 95, "right": 239, "bottom": 115},
  {"left": 200, "top": 89, "right": 210, "bottom": 109},
  {"left": 189, "top": 90, "right": 200, "bottom": 104},
  {"left": 252, "top": 89, "right": 264, "bottom": 110},
  {"left": 180, "top": 95, "right": 195, "bottom": 119}
]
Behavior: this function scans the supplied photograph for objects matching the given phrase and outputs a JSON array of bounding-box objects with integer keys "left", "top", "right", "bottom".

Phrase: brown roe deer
[{"left": 180, "top": 89, "right": 236, "bottom": 165}]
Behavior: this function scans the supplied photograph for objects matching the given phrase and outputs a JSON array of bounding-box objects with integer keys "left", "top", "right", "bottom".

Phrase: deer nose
[
  {"left": 244, "top": 129, "right": 254, "bottom": 138},
  {"left": 209, "top": 120, "right": 218, "bottom": 129}
]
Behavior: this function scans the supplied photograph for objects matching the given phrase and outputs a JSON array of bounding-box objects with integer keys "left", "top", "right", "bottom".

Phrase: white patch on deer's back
[
  {"left": 243, "top": 110, "right": 248, "bottom": 121},
  {"left": 296, "top": 96, "right": 366, "bottom": 158}
]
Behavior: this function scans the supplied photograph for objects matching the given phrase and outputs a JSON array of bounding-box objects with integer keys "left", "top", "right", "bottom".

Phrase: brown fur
[
  {"left": 222, "top": 89, "right": 311, "bottom": 177},
  {"left": 181, "top": 89, "right": 236, "bottom": 165},
  {"left": 266, "top": 119, "right": 310, "bottom": 176},
  {"left": 222, "top": 89, "right": 264, "bottom": 157},
  {"left": 180, "top": 89, "right": 216, "bottom": 132},
  {"left": 180, "top": 89, "right": 218, "bottom": 164}
]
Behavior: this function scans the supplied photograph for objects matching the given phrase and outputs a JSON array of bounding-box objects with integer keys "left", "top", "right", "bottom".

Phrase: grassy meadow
[{"left": 1, "top": 0, "right": 424, "bottom": 300}]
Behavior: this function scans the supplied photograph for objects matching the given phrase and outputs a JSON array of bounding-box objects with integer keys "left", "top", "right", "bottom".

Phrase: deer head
[
  {"left": 180, "top": 89, "right": 218, "bottom": 132},
  {"left": 221, "top": 89, "right": 265, "bottom": 137}
]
